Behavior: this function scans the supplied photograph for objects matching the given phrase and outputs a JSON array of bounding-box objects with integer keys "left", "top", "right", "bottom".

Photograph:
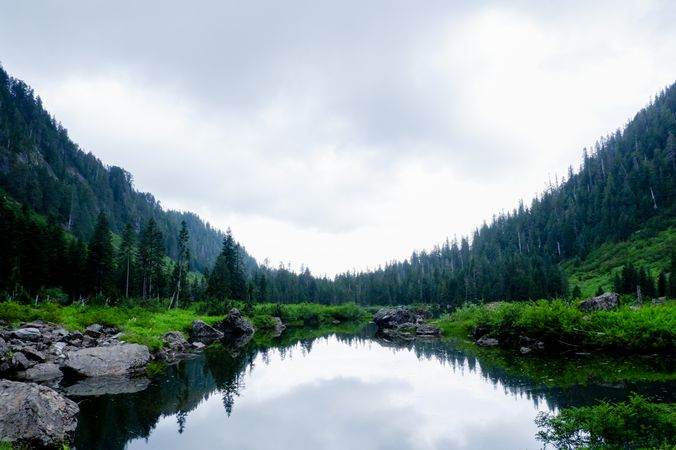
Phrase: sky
[{"left": 1, "top": 0, "right": 676, "bottom": 276}]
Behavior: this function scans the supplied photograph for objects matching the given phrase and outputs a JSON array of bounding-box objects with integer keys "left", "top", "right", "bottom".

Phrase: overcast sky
[{"left": 2, "top": 0, "right": 676, "bottom": 276}]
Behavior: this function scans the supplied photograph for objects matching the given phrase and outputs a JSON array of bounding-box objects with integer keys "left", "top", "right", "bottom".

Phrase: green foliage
[
  {"left": 145, "top": 361, "right": 167, "bottom": 378},
  {"left": 435, "top": 300, "right": 676, "bottom": 351},
  {"left": 564, "top": 222, "right": 676, "bottom": 298},
  {"left": 250, "top": 314, "right": 278, "bottom": 331},
  {"left": 252, "top": 302, "right": 368, "bottom": 326},
  {"left": 535, "top": 394, "right": 676, "bottom": 449}
]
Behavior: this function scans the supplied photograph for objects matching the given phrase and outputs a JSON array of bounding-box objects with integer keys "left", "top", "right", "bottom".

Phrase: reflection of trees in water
[{"left": 73, "top": 329, "right": 676, "bottom": 450}]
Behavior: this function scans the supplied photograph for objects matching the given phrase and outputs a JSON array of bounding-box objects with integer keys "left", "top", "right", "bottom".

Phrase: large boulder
[
  {"left": 12, "top": 327, "right": 41, "bottom": 342},
  {"left": 162, "top": 331, "right": 190, "bottom": 351},
  {"left": 0, "top": 380, "right": 79, "bottom": 448},
  {"left": 189, "top": 320, "right": 224, "bottom": 344},
  {"left": 373, "top": 307, "right": 419, "bottom": 329},
  {"left": 217, "top": 308, "right": 255, "bottom": 337},
  {"left": 579, "top": 292, "right": 619, "bottom": 312},
  {"left": 64, "top": 343, "right": 150, "bottom": 377}
]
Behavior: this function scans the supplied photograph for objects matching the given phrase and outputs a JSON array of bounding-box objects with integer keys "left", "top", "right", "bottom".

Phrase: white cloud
[{"left": 2, "top": 0, "right": 675, "bottom": 275}]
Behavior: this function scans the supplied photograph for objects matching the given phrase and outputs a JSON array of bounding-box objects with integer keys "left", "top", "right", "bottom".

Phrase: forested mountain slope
[
  {"left": 0, "top": 65, "right": 254, "bottom": 273},
  {"left": 251, "top": 81, "right": 676, "bottom": 305}
]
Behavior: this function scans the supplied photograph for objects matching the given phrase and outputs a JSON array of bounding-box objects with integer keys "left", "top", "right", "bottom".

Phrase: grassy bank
[
  {"left": 433, "top": 299, "right": 676, "bottom": 352},
  {"left": 563, "top": 218, "right": 676, "bottom": 297},
  {"left": 535, "top": 394, "right": 676, "bottom": 449},
  {"left": 0, "top": 301, "right": 371, "bottom": 351}
]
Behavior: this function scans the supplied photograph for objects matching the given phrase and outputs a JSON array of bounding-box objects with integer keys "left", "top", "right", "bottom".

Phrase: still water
[{"left": 71, "top": 325, "right": 675, "bottom": 450}]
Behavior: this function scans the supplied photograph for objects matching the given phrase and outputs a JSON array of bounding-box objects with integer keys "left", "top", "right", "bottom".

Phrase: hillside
[
  {"left": 0, "top": 65, "right": 255, "bottom": 273},
  {"left": 249, "top": 80, "right": 676, "bottom": 305},
  {"left": 1, "top": 62, "right": 675, "bottom": 306}
]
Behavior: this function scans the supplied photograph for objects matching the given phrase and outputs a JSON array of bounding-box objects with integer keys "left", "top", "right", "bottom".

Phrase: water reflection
[{"left": 72, "top": 327, "right": 676, "bottom": 450}]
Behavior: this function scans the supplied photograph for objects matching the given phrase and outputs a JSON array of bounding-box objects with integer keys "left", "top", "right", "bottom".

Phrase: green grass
[
  {"left": 535, "top": 394, "right": 676, "bottom": 449},
  {"left": 564, "top": 219, "right": 676, "bottom": 297},
  {"left": 0, "top": 301, "right": 371, "bottom": 352},
  {"left": 0, "top": 302, "right": 222, "bottom": 352},
  {"left": 433, "top": 299, "right": 676, "bottom": 352}
]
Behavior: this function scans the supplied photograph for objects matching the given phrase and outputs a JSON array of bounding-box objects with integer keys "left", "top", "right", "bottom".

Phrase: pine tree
[
  {"left": 86, "top": 212, "right": 114, "bottom": 297},
  {"left": 668, "top": 252, "right": 676, "bottom": 299},
  {"left": 170, "top": 220, "right": 190, "bottom": 308},
  {"left": 139, "top": 218, "right": 165, "bottom": 300},
  {"left": 116, "top": 224, "right": 136, "bottom": 301}
]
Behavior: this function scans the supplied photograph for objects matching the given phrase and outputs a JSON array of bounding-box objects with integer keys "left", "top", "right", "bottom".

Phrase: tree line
[{"left": 2, "top": 65, "right": 676, "bottom": 308}]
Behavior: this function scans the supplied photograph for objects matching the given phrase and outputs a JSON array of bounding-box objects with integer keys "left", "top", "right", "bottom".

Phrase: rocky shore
[
  {"left": 373, "top": 306, "right": 442, "bottom": 339},
  {"left": 0, "top": 307, "right": 260, "bottom": 448}
]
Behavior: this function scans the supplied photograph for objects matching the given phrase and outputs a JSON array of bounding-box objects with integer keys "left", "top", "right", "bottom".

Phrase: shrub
[{"left": 535, "top": 394, "right": 676, "bottom": 449}]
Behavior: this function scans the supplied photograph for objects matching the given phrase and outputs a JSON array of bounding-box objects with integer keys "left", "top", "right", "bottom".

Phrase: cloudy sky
[{"left": 2, "top": 0, "right": 676, "bottom": 276}]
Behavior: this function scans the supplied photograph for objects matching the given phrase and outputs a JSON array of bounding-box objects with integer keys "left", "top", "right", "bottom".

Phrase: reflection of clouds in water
[{"left": 127, "top": 335, "right": 544, "bottom": 449}]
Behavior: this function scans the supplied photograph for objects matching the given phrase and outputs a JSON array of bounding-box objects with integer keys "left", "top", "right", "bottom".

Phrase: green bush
[
  {"left": 535, "top": 394, "right": 676, "bottom": 449},
  {"left": 436, "top": 300, "right": 676, "bottom": 351}
]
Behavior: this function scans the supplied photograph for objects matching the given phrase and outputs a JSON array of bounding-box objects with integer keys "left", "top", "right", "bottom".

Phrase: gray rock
[
  {"left": 0, "top": 380, "right": 78, "bottom": 448},
  {"left": 579, "top": 292, "right": 619, "bottom": 312},
  {"left": 271, "top": 317, "right": 286, "bottom": 336},
  {"left": 82, "top": 335, "right": 98, "bottom": 347},
  {"left": 192, "top": 342, "right": 206, "bottom": 350},
  {"left": 51, "top": 341, "right": 67, "bottom": 356},
  {"left": 52, "top": 327, "right": 69, "bottom": 340},
  {"left": 217, "top": 308, "right": 255, "bottom": 337},
  {"left": 64, "top": 343, "right": 150, "bottom": 377},
  {"left": 63, "top": 375, "right": 150, "bottom": 397},
  {"left": 12, "top": 327, "right": 41, "bottom": 342},
  {"left": 520, "top": 346, "right": 532, "bottom": 355},
  {"left": 414, "top": 323, "right": 443, "bottom": 336},
  {"left": 476, "top": 336, "right": 500, "bottom": 347},
  {"left": 0, "top": 337, "right": 7, "bottom": 357},
  {"left": 373, "top": 307, "right": 418, "bottom": 329},
  {"left": 190, "top": 320, "right": 224, "bottom": 343},
  {"left": 84, "top": 324, "right": 103, "bottom": 338},
  {"left": 163, "top": 331, "right": 190, "bottom": 351},
  {"left": 12, "top": 352, "right": 34, "bottom": 370},
  {"left": 17, "top": 363, "right": 63, "bottom": 382},
  {"left": 20, "top": 346, "right": 46, "bottom": 362}
]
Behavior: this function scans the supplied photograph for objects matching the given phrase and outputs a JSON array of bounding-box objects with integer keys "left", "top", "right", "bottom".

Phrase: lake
[{"left": 71, "top": 324, "right": 675, "bottom": 450}]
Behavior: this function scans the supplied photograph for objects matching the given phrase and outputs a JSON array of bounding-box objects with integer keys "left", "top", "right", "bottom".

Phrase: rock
[
  {"left": 472, "top": 326, "right": 489, "bottom": 339},
  {"left": 19, "top": 346, "right": 46, "bottom": 362},
  {"left": 64, "top": 344, "right": 150, "bottom": 377},
  {"left": 163, "top": 331, "right": 190, "bottom": 351},
  {"left": 414, "top": 323, "right": 443, "bottom": 336},
  {"left": 579, "top": 292, "right": 619, "bottom": 312},
  {"left": 476, "top": 336, "right": 499, "bottom": 347},
  {"left": 16, "top": 363, "right": 63, "bottom": 382},
  {"left": 52, "top": 327, "right": 69, "bottom": 340},
  {"left": 520, "top": 346, "right": 532, "bottom": 354},
  {"left": 0, "top": 380, "right": 78, "bottom": 448},
  {"left": 190, "top": 320, "right": 224, "bottom": 343},
  {"left": 12, "top": 352, "right": 34, "bottom": 370},
  {"left": 51, "top": 342, "right": 67, "bottom": 357},
  {"left": 84, "top": 324, "right": 104, "bottom": 338},
  {"left": 66, "top": 330, "right": 83, "bottom": 345},
  {"left": 63, "top": 375, "right": 150, "bottom": 396},
  {"left": 217, "top": 308, "right": 255, "bottom": 337},
  {"left": 0, "top": 337, "right": 7, "bottom": 357},
  {"left": 82, "top": 335, "right": 98, "bottom": 347},
  {"left": 272, "top": 317, "right": 286, "bottom": 336},
  {"left": 158, "top": 331, "right": 192, "bottom": 361},
  {"left": 192, "top": 342, "right": 206, "bottom": 350},
  {"left": 12, "top": 327, "right": 41, "bottom": 342},
  {"left": 373, "top": 307, "right": 418, "bottom": 329}
]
